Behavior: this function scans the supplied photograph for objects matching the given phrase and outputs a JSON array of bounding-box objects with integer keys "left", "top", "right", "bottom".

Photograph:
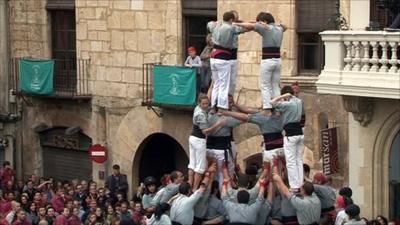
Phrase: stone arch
[
  {"left": 372, "top": 109, "right": 400, "bottom": 217},
  {"left": 110, "top": 107, "right": 192, "bottom": 193}
]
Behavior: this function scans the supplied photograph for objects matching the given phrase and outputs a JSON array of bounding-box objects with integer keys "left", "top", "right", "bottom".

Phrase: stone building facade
[{"left": 10, "top": 0, "right": 397, "bottom": 216}]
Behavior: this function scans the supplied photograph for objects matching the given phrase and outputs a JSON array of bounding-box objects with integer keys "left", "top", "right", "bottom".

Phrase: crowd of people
[{"left": 0, "top": 9, "right": 398, "bottom": 225}]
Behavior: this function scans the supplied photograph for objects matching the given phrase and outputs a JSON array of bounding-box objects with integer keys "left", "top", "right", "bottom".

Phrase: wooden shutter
[
  {"left": 46, "top": 0, "right": 74, "bottom": 10},
  {"left": 297, "top": 0, "right": 337, "bottom": 32}
]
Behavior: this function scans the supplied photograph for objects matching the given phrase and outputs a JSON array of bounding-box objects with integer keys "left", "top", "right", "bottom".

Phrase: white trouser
[
  {"left": 188, "top": 136, "right": 207, "bottom": 174},
  {"left": 263, "top": 147, "right": 284, "bottom": 162},
  {"left": 206, "top": 148, "right": 234, "bottom": 188},
  {"left": 229, "top": 59, "right": 237, "bottom": 96},
  {"left": 210, "top": 58, "right": 231, "bottom": 109},
  {"left": 260, "top": 58, "right": 281, "bottom": 109},
  {"left": 283, "top": 135, "right": 304, "bottom": 189}
]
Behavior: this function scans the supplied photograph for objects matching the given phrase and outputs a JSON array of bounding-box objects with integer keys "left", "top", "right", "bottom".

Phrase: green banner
[
  {"left": 153, "top": 65, "right": 196, "bottom": 106},
  {"left": 19, "top": 59, "right": 54, "bottom": 95}
]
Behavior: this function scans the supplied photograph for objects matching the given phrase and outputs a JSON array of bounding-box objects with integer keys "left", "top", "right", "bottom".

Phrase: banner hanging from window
[
  {"left": 153, "top": 65, "right": 196, "bottom": 106},
  {"left": 321, "top": 127, "right": 340, "bottom": 175},
  {"left": 19, "top": 59, "right": 54, "bottom": 95}
]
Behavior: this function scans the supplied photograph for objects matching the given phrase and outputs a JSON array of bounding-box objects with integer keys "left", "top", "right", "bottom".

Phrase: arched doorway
[
  {"left": 136, "top": 133, "right": 188, "bottom": 186},
  {"left": 389, "top": 131, "right": 400, "bottom": 220}
]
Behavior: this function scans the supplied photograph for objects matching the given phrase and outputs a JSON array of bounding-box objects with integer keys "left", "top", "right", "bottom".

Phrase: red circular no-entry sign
[{"left": 89, "top": 144, "right": 108, "bottom": 163}]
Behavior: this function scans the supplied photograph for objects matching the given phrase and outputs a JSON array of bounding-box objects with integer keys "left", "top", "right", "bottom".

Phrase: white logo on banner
[
  {"left": 31, "top": 65, "right": 41, "bottom": 90},
  {"left": 169, "top": 73, "right": 180, "bottom": 95}
]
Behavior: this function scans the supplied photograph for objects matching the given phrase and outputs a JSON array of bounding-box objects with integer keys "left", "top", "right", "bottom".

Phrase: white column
[{"left": 350, "top": 0, "right": 370, "bottom": 30}]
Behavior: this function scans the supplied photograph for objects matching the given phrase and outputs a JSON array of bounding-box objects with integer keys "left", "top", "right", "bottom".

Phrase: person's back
[
  {"left": 170, "top": 182, "right": 204, "bottom": 225},
  {"left": 222, "top": 191, "right": 264, "bottom": 225},
  {"left": 290, "top": 192, "right": 321, "bottom": 225}
]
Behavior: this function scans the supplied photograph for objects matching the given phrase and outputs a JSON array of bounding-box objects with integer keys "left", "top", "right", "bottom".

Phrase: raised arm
[
  {"left": 270, "top": 93, "right": 292, "bottom": 105},
  {"left": 234, "top": 22, "right": 256, "bottom": 30},
  {"left": 221, "top": 111, "right": 249, "bottom": 122},
  {"left": 267, "top": 180, "right": 275, "bottom": 203},
  {"left": 202, "top": 117, "right": 226, "bottom": 135},
  {"left": 233, "top": 102, "right": 261, "bottom": 114},
  {"left": 272, "top": 164, "right": 291, "bottom": 199}
]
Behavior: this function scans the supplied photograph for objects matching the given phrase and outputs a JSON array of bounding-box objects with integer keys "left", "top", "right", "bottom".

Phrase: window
[
  {"left": 50, "top": 10, "right": 77, "bottom": 94},
  {"left": 297, "top": 0, "right": 336, "bottom": 75},
  {"left": 182, "top": 0, "right": 217, "bottom": 60}
]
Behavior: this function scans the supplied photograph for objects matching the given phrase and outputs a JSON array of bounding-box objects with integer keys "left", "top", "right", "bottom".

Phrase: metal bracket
[{"left": 147, "top": 106, "right": 163, "bottom": 117}]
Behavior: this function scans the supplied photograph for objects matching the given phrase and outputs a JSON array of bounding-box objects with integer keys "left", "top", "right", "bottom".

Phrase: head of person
[
  {"left": 345, "top": 204, "right": 361, "bottom": 220},
  {"left": 81, "top": 180, "right": 88, "bottom": 191},
  {"left": 335, "top": 195, "right": 353, "bottom": 209},
  {"left": 95, "top": 207, "right": 102, "bottom": 217},
  {"left": 361, "top": 218, "right": 369, "bottom": 224},
  {"left": 376, "top": 215, "right": 388, "bottom": 225},
  {"left": 231, "top": 10, "right": 239, "bottom": 22},
  {"left": 12, "top": 200, "right": 21, "bottom": 211},
  {"left": 178, "top": 182, "right": 191, "bottom": 196},
  {"left": 6, "top": 191, "right": 15, "bottom": 201},
  {"left": 112, "top": 164, "right": 120, "bottom": 175},
  {"left": 89, "top": 200, "right": 97, "bottom": 210},
  {"left": 3, "top": 161, "right": 10, "bottom": 168},
  {"left": 16, "top": 209, "right": 26, "bottom": 221},
  {"left": 29, "top": 202, "right": 37, "bottom": 213},
  {"left": 21, "top": 195, "right": 28, "bottom": 204},
  {"left": 154, "top": 203, "right": 170, "bottom": 220},
  {"left": 88, "top": 213, "right": 97, "bottom": 224},
  {"left": 107, "top": 205, "right": 114, "bottom": 215},
  {"left": 339, "top": 187, "right": 353, "bottom": 198},
  {"left": 27, "top": 180, "right": 34, "bottom": 189},
  {"left": 170, "top": 171, "right": 185, "bottom": 184},
  {"left": 291, "top": 82, "right": 301, "bottom": 96},
  {"left": 197, "top": 93, "right": 209, "bottom": 111},
  {"left": 116, "top": 192, "right": 124, "bottom": 202},
  {"left": 300, "top": 181, "right": 314, "bottom": 196},
  {"left": 72, "top": 207, "right": 79, "bottom": 217},
  {"left": 120, "top": 201, "right": 129, "bottom": 213},
  {"left": 97, "top": 187, "right": 105, "bottom": 197},
  {"left": 281, "top": 85, "right": 295, "bottom": 98},
  {"left": 313, "top": 172, "right": 328, "bottom": 185},
  {"left": 256, "top": 12, "right": 275, "bottom": 24},
  {"left": 303, "top": 164, "right": 311, "bottom": 178},
  {"left": 133, "top": 202, "right": 142, "bottom": 212},
  {"left": 38, "top": 207, "right": 46, "bottom": 216},
  {"left": 187, "top": 47, "right": 197, "bottom": 57},
  {"left": 223, "top": 11, "right": 235, "bottom": 23},
  {"left": 62, "top": 207, "right": 70, "bottom": 217},
  {"left": 47, "top": 207, "right": 55, "bottom": 217},
  {"left": 237, "top": 190, "right": 250, "bottom": 204}
]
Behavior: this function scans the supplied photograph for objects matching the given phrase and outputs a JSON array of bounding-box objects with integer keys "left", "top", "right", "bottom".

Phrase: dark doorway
[{"left": 137, "top": 133, "right": 188, "bottom": 186}]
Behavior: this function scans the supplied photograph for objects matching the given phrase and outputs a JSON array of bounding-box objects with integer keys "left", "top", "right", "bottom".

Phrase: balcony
[
  {"left": 141, "top": 63, "right": 196, "bottom": 114},
  {"left": 317, "top": 30, "right": 400, "bottom": 99},
  {"left": 11, "top": 58, "right": 91, "bottom": 100}
]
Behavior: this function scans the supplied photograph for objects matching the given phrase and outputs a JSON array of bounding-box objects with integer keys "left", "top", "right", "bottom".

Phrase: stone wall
[{"left": 76, "top": 0, "right": 182, "bottom": 100}]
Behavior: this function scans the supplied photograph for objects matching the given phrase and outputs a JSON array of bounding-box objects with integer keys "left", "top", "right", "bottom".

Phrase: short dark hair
[
  {"left": 197, "top": 93, "right": 209, "bottom": 104},
  {"left": 170, "top": 171, "right": 179, "bottom": 182},
  {"left": 112, "top": 164, "right": 120, "bottom": 170},
  {"left": 339, "top": 187, "right": 353, "bottom": 198},
  {"left": 281, "top": 86, "right": 294, "bottom": 95},
  {"left": 223, "top": 11, "right": 235, "bottom": 22},
  {"left": 303, "top": 164, "right": 310, "bottom": 174},
  {"left": 302, "top": 181, "right": 314, "bottom": 196},
  {"left": 237, "top": 190, "right": 250, "bottom": 204},
  {"left": 3, "top": 161, "right": 10, "bottom": 167},
  {"left": 178, "top": 182, "right": 191, "bottom": 195},
  {"left": 256, "top": 12, "right": 275, "bottom": 23}
]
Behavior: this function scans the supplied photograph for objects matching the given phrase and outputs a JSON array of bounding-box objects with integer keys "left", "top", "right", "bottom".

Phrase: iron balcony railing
[{"left": 11, "top": 58, "right": 91, "bottom": 99}]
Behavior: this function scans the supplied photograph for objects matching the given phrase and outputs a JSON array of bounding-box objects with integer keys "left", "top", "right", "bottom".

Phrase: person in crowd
[
  {"left": 119, "top": 201, "right": 131, "bottom": 222},
  {"left": 23, "top": 181, "right": 36, "bottom": 201},
  {"left": 11, "top": 209, "right": 31, "bottom": 225},
  {"left": 271, "top": 86, "right": 305, "bottom": 191},
  {"left": 53, "top": 208, "right": 69, "bottom": 225},
  {"left": 339, "top": 187, "right": 353, "bottom": 199},
  {"left": 312, "top": 172, "right": 336, "bottom": 218},
  {"left": 151, "top": 171, "right": 185, "bottom": 206},
  {"left": 94, "top": 207, "right": 104, "bottom": 224},
  {"left": 85, "top": 213, "right": 97, "bottom": 225},
  {"left": 343, "top": 204, "right": 365, "bottom": 225},
  {"left": 200, "top": 34, "right": 213, "bottom": 93},
  {"left": 45, "top": 207, "right": 56, "bottom": 225},
  {"left": 147, "top": 203, "right": 171, "bottom": 225},
  {"left": 0, "top": 161, "right": 15, "bottom": 189},
  {"left": 106, "top": 165, "right": 129, "bottom": 199},
  {"left": 335, "top": 195, "right": 354, "bottom": 225},
  {"left": 141, "top": 177, "right": 157, "bottom": 215},
  {"left": 130, "top": 202, "right": 143, "bottom": 225},
  {"left": 6, "top": 201, "right": 21, "bottom": 224},
  {"left": 184, "top": 46, "right": 203, "bottom": 94},
  {"left": 376, "top": 216, "right": 388, "bottom": 225},
  {"left": 26, "top": 202, "right": 39, "bottom": 225},
  {"left": 68, "top": 207, "right": 81, "bottom": 225}
]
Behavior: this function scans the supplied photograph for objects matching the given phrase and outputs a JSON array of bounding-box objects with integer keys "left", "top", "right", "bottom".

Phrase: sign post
[
  {"left": 321, "top": 127, "right": 339, "bottom": 175},
  {"left": 89, "top": 144, "right": 108, "bottom": 164}
]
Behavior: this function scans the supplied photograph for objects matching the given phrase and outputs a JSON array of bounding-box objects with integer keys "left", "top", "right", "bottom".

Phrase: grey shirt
[
  {"left": 344, "top": 220, "right": 366, "bottom": 225},
  {"left": 151, "top": 183, "right": 179, "bottom": 205},
  {"left": 184, "top": 56, "right": 202, "bottom": 73},
  {"left": 147, "top": 214, "right": 172, "bottom": 225},
  {"left": 193, "top": 106, "right": 209, "bottom": 130},
  {"left": 249, "top": 113, "right": 283, "bottom": 134},
  {"left": 226, "top": 185, "right": 260, "bottom": 204},
  {"left": 223, "top": 195, "right": 264, "bottom": 224},
  {"left": 272, "top": 97, "right": 303, "bottom": 125},
  {"left": 313, "top": 184, "right": 336, "bottom": 210},
  {"left": 208, "top": 113, "right": 242, "bottom": 137},
  {"left": 170, "top": 191, "right": 203, "bottom": 225},
  {"left": 255, "top": 200, "right": 273, "bottom": 225},
  {"left": 205, "top": 195, "right": 226, "bottom": 220},
  {"left": 254, "top": 22, "right": 284, "bottom": 48},
  {"left": 281, "top": 194, "right": 296, "bottom": 218},
  {"left": 207, "top": 21, "right": 246, "bottom": 49},
  {"left": 289, "top": 193, "right": 321, "bottom": 225},
  {"left": 142, "top": 193, "right": 156, "bottom": 209}
]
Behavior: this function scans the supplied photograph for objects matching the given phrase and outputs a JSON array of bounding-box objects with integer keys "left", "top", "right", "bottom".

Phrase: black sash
[
  {"left": 231, "top": 48, "right": 238, "bottom": 60},
  {"left": 262, "top": 47, "right": 281, "bottom": 59},
  {"left": 281, "top": 216, "right": 299, "bottom": 225},
  {"left": 283, "top": 122, "right": 303, "bottom": 137},
  {"left": 206, "top": 136, "right": 231, "bottom": 150},
  {"left": 263, "top": 132, "right": 284, "bottom": 150},
  {"left": 191, "top": 125, "right": 206, "bottom": 139},
  {"left": 300, "top": 114, "right": 306, "bottom": 128},
  {"left": 321, "top": 206, "right": 335, "bottom": 213},
  {"left": 211, "top": 45, "right": 232, "bottom": 60}
]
